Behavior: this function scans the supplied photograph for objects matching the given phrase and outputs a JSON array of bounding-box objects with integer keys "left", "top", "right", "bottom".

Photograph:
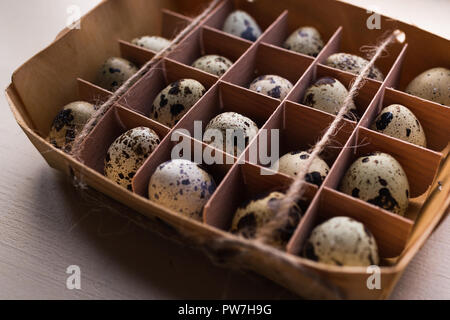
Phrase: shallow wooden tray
[{"left": 5, "top": 0, "right": 450, "bottom": 299}]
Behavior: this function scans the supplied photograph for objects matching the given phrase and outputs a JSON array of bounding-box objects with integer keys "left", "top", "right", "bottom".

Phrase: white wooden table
[{"left": 0, "top": 0, "right": 448, "bottom": 299}]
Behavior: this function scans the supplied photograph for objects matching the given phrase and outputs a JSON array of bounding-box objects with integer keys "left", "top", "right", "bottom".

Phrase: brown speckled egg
[
  {"left": 340, "top": 152, "right": 410, "bottom": 216},
  {"left": 405, "top": 67, "right": 450, "bottom": 106},
  {"left": 222, "top": 10, "right": 262, "bottom": 42},
  {"left": 48, "top": 101, "right": 96, "bottom": 152},
  {"left": 304, "top": 216, "right": 379, "bottom": 266},
  {"left": 325, "top": 53, "right": 384, "bottom": 81},
  {"left": 148, "top": 159, "right": 216, "bottom": 221},
  {"left": 203, "top": 112, "right": 259, "bottom": 156},
  {"left": 231, "top": 191, "right": 302, "bottom": 248},
  {"left": 249, "top": 75, "right": 293, "bottom": 100},
  {"left": 370, "top": 104, "right": 427, "bottom": 147},
  {"left": 96, "top": 57, "right": 138, "bottom": 92},
  {"left": 283, "top": 26, "right": 324, "bottom": 57},
  {"left": 131, "top": 36, "right": 171, "bottom": 52},
  {"left": 274, "top": 151, "right": 330, "bottom": 186},
  {"left": 104, "top": 127, "right": 160, "bottom": 190},
  {"left": 191, "top": 55, "right": 233, "bottom": 77},
  {"left": 150, "top": 79, "right": 206, "bottom": 127},
  {"left": 303, "top": 77, "right": 357, "bottom": 118}
]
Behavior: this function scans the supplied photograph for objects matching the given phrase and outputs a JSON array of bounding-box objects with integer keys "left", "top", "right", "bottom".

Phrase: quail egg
[
  {"left": 131, "top": 35, "right": 171, "bottom": 52},
  {"left": 222, "top": 10, "right": 262, "bottom": 42},
  {"left": 303, "top": 77, "right": 357, "bottom": 118},
  {"left": 231, "top": 191, "right": 303, "bottom": 248},
  {"left": 96, "top": 57, "right": 138, "bottom": 92},
  {"left": 340, "top": 152, "right": 410, "bottom": 216},
  {"left": 274, "top": 151, "right": 330, "bottom": 186},
  {"left": 283, "top": 26, "right": 324, "bottom": 57},
  {"left": 303, "top": 216, "right": 379, "bottom": 266},
  {"left": 191, "top": 54, "right": 233, "bottom": 77},
  {"left": 104, "top": 127, "right": 160, "bottom": 190},
  {"left": 148, "top": 159, "right": 217, "bottom": 221},
  {"left": 405, "top": 67, "right": 450, "bottom": 106},
  {"left": 203, "top": 112, "right": 259, "bottom": 156},
  {"left": 48, "top": 101, "right": 96, "bottom": 152},
  {"left": 150, "top": 79, "right": 206, "bottom": 127},
  {"left": 249, "top": 75, "right": 293, "bottom": 100},
  {"left": 370, "top": 104, "right": 427, "bottom": 147},
  {"left": 325, "top": 53, "right": 384, "bottom": 81}
]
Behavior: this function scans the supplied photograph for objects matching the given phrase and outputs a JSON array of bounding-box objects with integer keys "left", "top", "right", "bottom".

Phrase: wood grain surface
[{"left": 0, "top": 0, "right": 449, "bottom": 299}]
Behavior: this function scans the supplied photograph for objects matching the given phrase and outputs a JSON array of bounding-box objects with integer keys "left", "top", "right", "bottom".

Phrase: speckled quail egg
[
  {"left": 203, "top": 112, "right": 259, "bottom": 156},
  {"left": 405, "top": 67, "right": 450, "bottom": 106},
  {"left": 303, "top": 77, "right": 357, "bottom": 118},
  {"left": 231, "top": 191, "right": 302, "bottom": 248},
  {"left": 274, "top": 151, "right": 330, "bottom": 186},
  {"left": 222, "top": 10, "right": 262, "bottom": 42},
  {"left": 96, "top": 57, "right": 138, "bottom": 92},
  {"left": 104, "top": 127, "right": 160, "bottom": 190},
  {"left": 283, "top": 26, "right": 324, "bottom": 57},
  {"left": 148, "top": 159, "right": 217, "bottom": 221},
  {"left": 150, "top": 79, "right": 206, "bottom": 127},
  {"left": 249, "top": 75, "right": 293, "bottom": 100},
  {"left": 325, "top": 53, "right": 384, "bottom": 81},
  {"left": 131, "top": 35, "right": 171, "bottom": 52},
  {"left": 303, "top": 216, "right": 379, "bottom": 266},
  {"left": 191, "top": 55, "right": 233, "bottom": 77},
  {"left": 370, "top": 104, "right": 427, "bottom": 147},
  {"left": 340, "top": 152, "right": 410, "bottom": 216},
  {"left": 48, "top": 101, "right": 96, "bottom": 152}
]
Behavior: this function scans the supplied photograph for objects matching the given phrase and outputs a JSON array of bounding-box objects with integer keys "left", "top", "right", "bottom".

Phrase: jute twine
[
  {"left": 70, "top": 0, "right": 222, "bottom": 159},
  {"left": 256, "top": 30, "right": 404, "bottom": 244}
]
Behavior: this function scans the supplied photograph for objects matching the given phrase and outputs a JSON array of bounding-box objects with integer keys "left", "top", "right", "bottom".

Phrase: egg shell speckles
[
  {"left": 231, "top": 191, "right": 302, "bottom": 248},
  {"left": 131, "top": 36, "right": 171, "bottom": 52},
  {"left": 191, "top": 55, "right": 233, "bottom": 77},
  {"left": 325, "top": 53, "right": 384, "bottom": 81},
  {"left": 148, "top": 159, "right": 217, "bottom": 221},
  {"left": 105, "top": 127, "right": 160, "bottom": 190},
  {"left": 203, "top": 112, "right": 259, "bottom": 156},
  {"left": 405, "top": 67, "right": 450, "bottom": 106},
  {"left": 222, "top": 10, "right": 262, "bottom": 42},
  {"left": 340, "top": 152, "right": 410, "bottom": 216},
  {"left": 249, "top": 75, "right": 293, "bottom": 100},
  {"left": 150, "top": 79, "right": 206, "bottom": 127},
  {"left": 274, "top": 151, "right": 330, "bottom": 186},
  {"left": 283, "top": 26, "right": 324, "bottom": 57},
  {"left": 48, "top": 101, "right": 95, "bottom": 153},
  {"left": 97, "top": 57, "right": 138, "bottom": 92},
  {"left": 303, "top": 77, "right": 357, "bottom": 118},
  {"left": 370, "top": 104, "right": 427, "bottom": 147},
  {"left": 304, "top": 216, "right": 380, "bottom": 266}
]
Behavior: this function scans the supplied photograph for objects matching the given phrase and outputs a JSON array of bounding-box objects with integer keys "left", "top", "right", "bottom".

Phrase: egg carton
[{"left": 6, "top": 0, "right": 450, "bottom": 299}]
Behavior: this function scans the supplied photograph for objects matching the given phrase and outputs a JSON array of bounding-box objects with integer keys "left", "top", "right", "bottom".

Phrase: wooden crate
[{"left": 5, "top": 0, "right": 450, "bottom": 299}]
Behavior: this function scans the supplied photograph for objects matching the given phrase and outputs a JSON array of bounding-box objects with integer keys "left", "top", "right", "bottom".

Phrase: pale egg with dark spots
[
  {"left": 48, "top": 101, "right": 96, "bottom": 153},
  {"left": 191, "top": 54, "right": 233, "bottom": 77},
  {"left": 371, "top": 104, "right": 426, "bottom": 147},
  {"left": 283, "top": 26, "right": 324, "bottom": 57},
  {"left": 249, "top": 75, "right": 293, "bottom": 100},
  {"left": 303, "top": 77, "right": 357, "bottom": 118},
  {"left": 325, "top": 53, "right": 384, "bottom": 81},
  {"left": 405, "top": 67, "right": 450, "bottom": 106},
  {"left": 96, "top": 57, "right": 138, "bottom": 92},
  {"left": 150, "top": 79, "right": 206, "bottom": 127},
  {"left": 304, "top": 216, "right": 379, "bottom": 266},
  {"left": 104, "top": 127, "right": 160, "bottom": 190},
  {"left": 148, "top": 159, "right": 216, "bottom": 221},
  {"left": 340, "top": 152, "right": 410, "bottom": 216},
  {"left": 222, "top": 10, "right": 262, "bottom": 42},
  {"left": 231, "top": 191, "right": 302, "bottom": 248},
  {"left": 203, "top": 112, "right": 259, "bottom": 156},
  {"left": 131, "top": 35, "right": 171, "bottom": 52},
  {"left": 274, "top": 151, "right": 330, "bottom": 186}
]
